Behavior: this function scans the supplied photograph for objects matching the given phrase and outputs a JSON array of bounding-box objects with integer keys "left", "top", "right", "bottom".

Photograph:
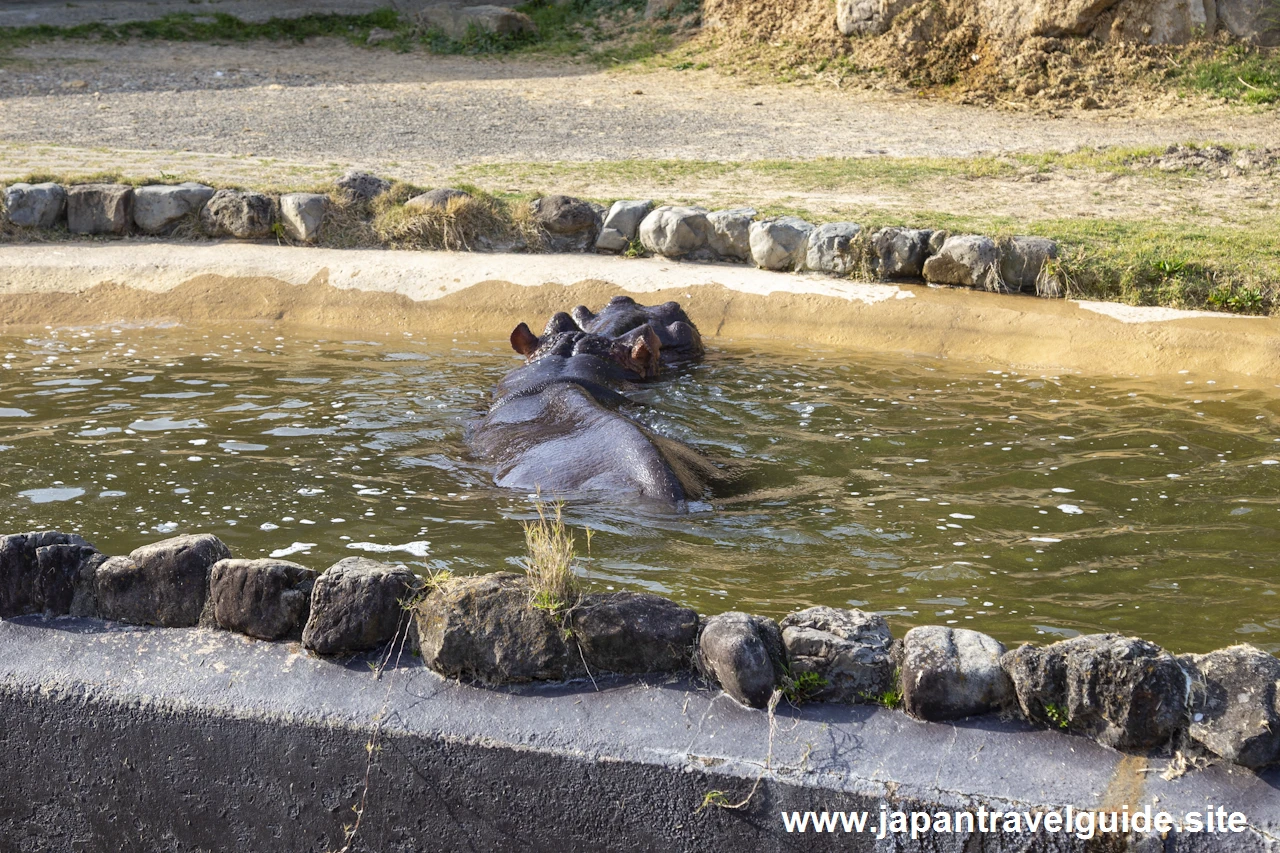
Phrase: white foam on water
[
  {"left": 259, "top": 522, "right": 279, "bottom": 531},
  {"left": 0, "top": 408, "right": 33, "bottom": 418},
  {"left": 346, "top": 540, "right": 431, "bottom": 557},
  {"left": 1057, "top": 504, "right": 1084, "bottom": 514},
  {"left": 20, "top": 487, "right": 85, "bottom": 503},
  {"left": 1051, "top": 487, "right": 1074, "bottom": 494},
  {"left": 1028, "top": 537, "right": 1062, "bottom": 543},
  {"left": 270, "top": 542, "right": 316, "bottom": 558},
  {"left": 129, "top": 417, "right": 207, "bottom": 431},
  {"left": 948, "top": 513, "right": 975, "bottom": 519}
]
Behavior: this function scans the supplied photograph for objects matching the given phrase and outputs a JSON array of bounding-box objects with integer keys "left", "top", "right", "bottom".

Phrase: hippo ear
[
  {"left": 510, "top": 322, "right": 539, "bottom": 357},
  {"left": 570, "top": 305, "right": 595, "bottom": 328},
  {"left": 630, "top": 326, "right": 662, "bottom": 376},
  {"left": 543, "top": 312, "right": 579, "bottom": 336}
]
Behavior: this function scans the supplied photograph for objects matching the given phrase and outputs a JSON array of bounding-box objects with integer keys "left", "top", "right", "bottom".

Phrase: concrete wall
[{"left": 3, "top": 616, "right": 1277, "bottom": 852}]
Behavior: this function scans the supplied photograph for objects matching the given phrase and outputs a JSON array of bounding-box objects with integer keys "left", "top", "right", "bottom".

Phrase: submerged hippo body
[{"left": 468, "top": 300, "right": 716, "bottom": 509}]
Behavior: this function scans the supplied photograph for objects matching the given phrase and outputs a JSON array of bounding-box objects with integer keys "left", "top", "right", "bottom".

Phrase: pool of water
[{"left": 2, "top": 323, "right": 1278, "bottom": 654}]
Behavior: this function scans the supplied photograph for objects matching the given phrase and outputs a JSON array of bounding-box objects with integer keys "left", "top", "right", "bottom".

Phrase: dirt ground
[
  {"left": 1, "top": 40, "right": 1277, "bottom": 228},
  {"left": 2, "top": 40, "right": 1278, "bottom": 164}
]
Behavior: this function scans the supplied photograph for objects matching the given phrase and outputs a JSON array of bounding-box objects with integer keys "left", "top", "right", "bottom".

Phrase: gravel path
[{"left": 1, "top": 40, "right": 1278, "bottom": 169}]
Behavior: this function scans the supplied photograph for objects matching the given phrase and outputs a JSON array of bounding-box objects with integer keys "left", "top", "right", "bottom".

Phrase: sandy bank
[{"left": 1, "top": 242, "right": 1275, "bottom": 384}]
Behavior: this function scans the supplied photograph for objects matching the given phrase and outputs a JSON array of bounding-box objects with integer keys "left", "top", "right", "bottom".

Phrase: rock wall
[{"left": 712, "top": 0, "right": 1278, "bottom": 47}]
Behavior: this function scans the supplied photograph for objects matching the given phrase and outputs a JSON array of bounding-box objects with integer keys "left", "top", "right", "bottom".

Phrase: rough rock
[
  {"left": 66, "top": 183, "right": 134, "bottom": 235},
  {"left": 419, "top": 4, "right": 536, "bottom": 41},
  {"left": 705, "top": 207, "right": 755, "bottom": 261},
  {"left": 804, "top": 222, "right": 864, "bottom": 275},
  {"left": 530, "top": 194, "right": 601, "bottom": 252},
  {"left": 748, "top": 216, "right": 814, "bottom": 271},
  {"left": 595, "top": 199, "right": 654, "bottom": 252},
  {"left": 999, "top": 235, "right": 1058, "bottom": 293},
  {"left": 1182, "top": 645, "right": 1280, "bottom": 768},
  {"left": 837, "top": 0, "right": 921, "bottom": 35},
  {"left": 644, "top": 0, "right": 680, "bottom": 19},
  {"left": 334, "top": 170, "right": 390, "bottom": 202},
  {"left": 902, "top": 626, "right": 1013, "bottom": 721},
  {"left": 279, "top": 192, "right": 327, "bottom": 243},
  {"left": 415, "top": 573, "right": 581, "bottom": 683},
  {"left": 199, "top": 189, "right": 274, "bottom": 239},
  {"left": 96, "top": 534, "right": 232, "bottom": 627},
  {"left": 133, "top": 183, "right": 215, "bottom": 233},
  {"left": 405, "top": 187, "right": 472, "bottom": 212},
  {"left": 3, "top": 182, "right": 66, "bottom": 228},
  {"left": 780, "top": 606, "right": 895, "bottom": 703},
  {"left": 870, "top": 226, "right": 934, "bottom": 280},
  {"left": 209, "top": 558, "right": 318, "bottom": 641},
  {"left": 1218, "top": 0, "right": 1280, "bottom": 46},
  {"left": 922, "top": 234, "right": 1001, "bottom": 289},
  {"left": 1002, "top": 633, "right": 1188, "bottom": 749},
  {"left": 302, "top": 556, "right": 420, "bottom": 655},
  {"left": 638, "top": 205, "right": 712, "bottom": 258},
  {"left": 0, "top": 531, "right": 95, "bottom": 618},
  {"left": 569, "top": 592, "right": 699, "bottom": 674},
  {"left": 696, "top": 611, "right": 787, "bottom": 709},
  {"left": 978, "top": 0, "right": 1216, "bottom": 44}
]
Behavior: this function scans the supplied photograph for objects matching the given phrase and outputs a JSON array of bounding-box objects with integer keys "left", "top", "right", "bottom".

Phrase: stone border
[
  {"left": 2, "top": 528, "right": 1277, "bottom": 775},
  {"left": 2, "top": 171, "right": 1062, "bottom": 297}
]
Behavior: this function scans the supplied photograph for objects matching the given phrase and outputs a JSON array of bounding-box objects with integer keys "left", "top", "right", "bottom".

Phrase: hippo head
[
  {"left": 570, "top": 296, "right": 703, "bottom": 367},
  {"left": 510, "top": 315, "right": 663, "bottom": 380}
]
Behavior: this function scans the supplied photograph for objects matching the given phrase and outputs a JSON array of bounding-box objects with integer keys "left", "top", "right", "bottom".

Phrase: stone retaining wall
[
  {"left": 3, "top": 527, "right": 1279, "bottom": 782},
  {"left": 1, "top": 171, "right": 1064, "bottom": 298}
]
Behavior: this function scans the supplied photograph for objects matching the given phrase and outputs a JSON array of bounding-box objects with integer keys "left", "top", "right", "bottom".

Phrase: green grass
[
  {"left": 0, "top": 0, "right": 691, "bottom": 65},
  {"left": 780, "top": 668, "right": 828, "bottom": 704},
  {"left": 0, "top": 9, "right": 411, "bottom": 52},
  {"left": 1172, "top": 44, "right": 1280, "bottom": 105},
  {"left": 1043, "top": 702, "right": 1070, "bottom": 730}
]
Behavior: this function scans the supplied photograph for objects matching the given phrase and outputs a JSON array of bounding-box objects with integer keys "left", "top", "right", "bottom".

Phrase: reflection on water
[{"left": 1, "top": 324, "right": 1278, "bottom": 653}]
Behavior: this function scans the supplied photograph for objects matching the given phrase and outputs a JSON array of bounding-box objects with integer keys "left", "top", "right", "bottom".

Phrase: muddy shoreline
[{"left": 0, "top": 242, "right": 1275, "bottom": 385}]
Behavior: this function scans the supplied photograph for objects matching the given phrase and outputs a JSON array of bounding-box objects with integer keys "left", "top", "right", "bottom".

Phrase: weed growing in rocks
[
  {"left": 521, "top": 501, "right": 581, "bottom": 615},
  {"left": 861, "top": 668, "right": 903, "bottom": 709},
  {"left": 1044, "top": 702, "right": 1070, "bottom": 730},
  {"left": 781, "top": 669, "right": 828, "bottom": 705}
]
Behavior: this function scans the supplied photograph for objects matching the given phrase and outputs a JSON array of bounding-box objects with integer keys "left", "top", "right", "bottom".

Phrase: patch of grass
[
  {"left": 1043, "top": 702, "right": 1070, "bottom": 730},
  {"left": 1172, "top": 44, "right": 1280, "bottom": 105},
  {"left": 0, "top": 9, "right": 410, "bottom": 52},
  {"left": 0, "top": 1, "right": 692, "bottom": 66},
  {"left": 521, "top": 501, "right": 581, "bottom": 615},
  {"left": 861, "top": 669, "right": 903, "bottom": 709},
  {"left": 780, "top": 669, "right": 828, "bottom": 705}
]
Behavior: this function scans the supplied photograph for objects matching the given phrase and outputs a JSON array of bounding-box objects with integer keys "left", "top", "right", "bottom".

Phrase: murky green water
[{"left": 2, "top": 323, "right": 1278, "bottom": 654}]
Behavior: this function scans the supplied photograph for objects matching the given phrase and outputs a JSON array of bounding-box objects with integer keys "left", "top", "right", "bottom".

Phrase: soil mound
[{"left": 699, "top": 0, "right": 1274, "bottom": 109}]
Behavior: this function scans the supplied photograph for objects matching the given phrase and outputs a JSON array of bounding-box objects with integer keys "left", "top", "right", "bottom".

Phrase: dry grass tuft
[
  {"left": 373, "top": 191, "right": 524, "bottom": 252},
  {"left": 521, "top": 501, "right": 581, "bottom": 614}
]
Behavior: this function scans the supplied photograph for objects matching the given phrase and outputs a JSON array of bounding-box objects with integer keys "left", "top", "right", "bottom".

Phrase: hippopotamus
[
  {"left": 467, "top": 302, "right": 717, "bottom": 509},
  {"left": 570, "top": 295, "right": 704, "bottom": 367}
]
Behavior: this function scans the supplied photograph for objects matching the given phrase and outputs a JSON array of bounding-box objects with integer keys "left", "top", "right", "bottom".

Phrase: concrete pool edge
[
  {"left": 1, "top": 242, "right": 1278, "bottom": 386},
  {"left": 3, "top": 616, "right": 1279, "bottom": 852}
]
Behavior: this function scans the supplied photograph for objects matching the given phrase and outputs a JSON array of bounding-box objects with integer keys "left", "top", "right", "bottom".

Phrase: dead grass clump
[
  {"left": 373, "top": 191, "right": 519, "bottom": 252},
  {"left": 520, "top": 501, "right": 581, "bottom": 614}
]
